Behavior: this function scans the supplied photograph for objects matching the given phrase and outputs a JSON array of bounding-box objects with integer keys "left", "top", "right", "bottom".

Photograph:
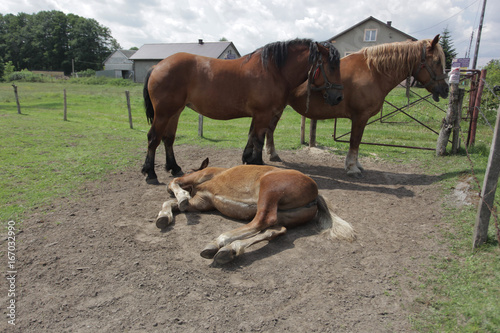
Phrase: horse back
[{"left": 149, "top": 52, "right": 285, "bottom": 120}]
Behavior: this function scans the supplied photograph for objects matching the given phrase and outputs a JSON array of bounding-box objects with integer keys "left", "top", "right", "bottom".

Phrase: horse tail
[
  {"left": 315, "top": 194, "right": 356, "bottom": 241},
  {"left": 143, "top": 68, "right": 155, "bottom": 125}
]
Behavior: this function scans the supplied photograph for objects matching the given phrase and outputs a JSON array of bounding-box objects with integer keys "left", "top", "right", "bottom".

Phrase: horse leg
[
  {"left": 155, "top": 199, "right": 179, "bottom": 229},
  {"left": 201, "top": 171, "right": 316, "bottom": 263},
  {"left": 265, "top": 113, "right": 283, "bottom": 162},
  {"left": 163, "top": 112, "right": 183, "bottom": 177},
  {"left": 212, "top": 226, "right": 287, "bottom": 265},
  {"left": 345, "top": 119, "right": 367, "bottom": 178},
  {"left": 142, "top": 126, "right": 162, "bottom": 184},
  {"left": 242, "top": 119, "right": 255, "bottom": 164}
]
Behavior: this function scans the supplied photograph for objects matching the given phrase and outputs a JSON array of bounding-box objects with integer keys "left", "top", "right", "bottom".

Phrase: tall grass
[{"left": 0, "top": 80, "right": 498, "bottom": 332}]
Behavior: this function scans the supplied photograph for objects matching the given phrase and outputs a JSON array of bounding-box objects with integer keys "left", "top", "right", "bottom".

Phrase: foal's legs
[
  {"left": 210, "top": 226, "right": 287, "bottom": 265},
  {"left": 200, "top": 172, "right": 317, "bottom": 264}
]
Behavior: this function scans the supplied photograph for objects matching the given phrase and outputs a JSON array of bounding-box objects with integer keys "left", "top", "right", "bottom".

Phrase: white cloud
[{"left": 2, "top": 0, "right": 497, "bottom": 66}]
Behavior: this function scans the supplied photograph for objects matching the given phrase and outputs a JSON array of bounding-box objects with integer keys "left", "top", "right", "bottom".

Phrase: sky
[{"left": 3, "top": 0, "right": 499, "bottom": 68}]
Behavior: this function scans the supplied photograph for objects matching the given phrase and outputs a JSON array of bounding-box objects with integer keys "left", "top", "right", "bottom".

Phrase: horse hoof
[
  {"left": 269, "top": 155, "right": 282, "bottom": 162},
  {"left": 155, "top": 216, "right": 171, "bottom": 229},
  {"left": 200, "top": 243, "right": 219, "bottom": 259},
  {"left": 146, "top": 177, "right": 160, "bottom": 185},
  {"left": 172, "top": 169, "right": 184, "bottom": 177},
  {"left": 178, "top": 197, "right": 189, "bottom": 211},
  {"left": 213, "top": 247, "right": 236, "bottom": 265},
  {"left": 346, "top": 170, "right": 363, "bottom": 179}
]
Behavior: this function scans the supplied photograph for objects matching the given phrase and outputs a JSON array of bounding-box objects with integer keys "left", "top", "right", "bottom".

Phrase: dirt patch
[{"left": 3, "top": 145, "right": 450, "bottom": 332}]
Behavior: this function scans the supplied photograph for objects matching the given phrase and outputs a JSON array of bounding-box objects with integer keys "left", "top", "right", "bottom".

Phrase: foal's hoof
[
  {"left": 155, "top": 216, "right": 171, "bottom": 229},
  {"left": 146, "top": 177, "right": 160, "bottom": 185},
  {"left": 178, "top": 197, "right": 189, "bottom": 211},
  {"left": 213, "top": 247, "right": 236, "bottom": 265},
  {"left": 200, "top": 243, "right": 219, "bottom": 259}
]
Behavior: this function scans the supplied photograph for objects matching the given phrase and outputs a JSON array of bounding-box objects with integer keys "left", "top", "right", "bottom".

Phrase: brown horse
[
  {"left": 155, "top": 158, "right": 355, "bottom": 265},
  {"left": 142, "top": 39, "right": 343, "bottom": 184},
  {"left": 265, "top": 35, "right": 449, "bottom": 178}
]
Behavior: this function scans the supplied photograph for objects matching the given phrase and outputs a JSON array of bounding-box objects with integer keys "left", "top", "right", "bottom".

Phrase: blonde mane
[{"left": 360, "top": 39, "right": 445, "bottom": 76}]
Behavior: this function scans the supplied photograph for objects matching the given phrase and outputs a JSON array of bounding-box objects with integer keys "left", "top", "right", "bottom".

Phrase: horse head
[
  {"left": 308, "top": 42, "right": 344, "bottom": 106},
  {"left": 413, "top": 35, "right": 449, "bottom": 102}
]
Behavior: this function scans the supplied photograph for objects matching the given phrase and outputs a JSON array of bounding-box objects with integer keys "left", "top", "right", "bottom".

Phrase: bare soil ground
[{"left": 3, "top": 145, "right": 452, "bottom": 332}]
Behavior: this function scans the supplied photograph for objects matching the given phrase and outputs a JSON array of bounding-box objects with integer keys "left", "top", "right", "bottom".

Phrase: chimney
[
  {"left": 198, "top": 39, "right": 204, "bottom": 45},
  {"left": 387, "top": 21, "right": 392, "bottom": 27}
]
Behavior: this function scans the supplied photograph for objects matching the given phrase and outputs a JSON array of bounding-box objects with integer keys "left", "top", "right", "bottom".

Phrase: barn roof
[{"left": 130, "top": 41, "right": 240, "bottom": 60}]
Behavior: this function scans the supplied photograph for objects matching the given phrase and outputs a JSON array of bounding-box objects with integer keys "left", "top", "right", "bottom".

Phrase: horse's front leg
[
  {"left": 242, "top": 119, "right": 256, "bottom": 164},
  {"left": 156, "top": 199, "right": 179, "bottom": 229},
  {"left": 168, "top": 179, "right": 192, "bottom": 211},
  {"left": 345, "top": 119, "right": 367, "bottom": 178}
]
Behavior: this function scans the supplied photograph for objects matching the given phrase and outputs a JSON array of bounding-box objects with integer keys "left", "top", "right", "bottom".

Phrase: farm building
[
  {"left": 99, "top": 49, "right": 137, "bottom": 79},
  {"left": 329, "top": 16, "right": 417, "bottom": 57},
  {"left": 130, "top": 40, "right": 241, "bottom": 83}
]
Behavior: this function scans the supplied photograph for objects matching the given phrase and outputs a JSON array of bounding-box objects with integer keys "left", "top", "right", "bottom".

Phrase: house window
[{"left": 364, "top": 29, "right": 377, "bottom": 42}]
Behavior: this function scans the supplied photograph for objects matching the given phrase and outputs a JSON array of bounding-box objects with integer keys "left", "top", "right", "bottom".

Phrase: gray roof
[
  {"left": 120, "top": 50, "right": 137, "bottom": 58},
  {"left": 328, "top": 16, "right": 417, "bottom": 41},
  {"left": 130, "top": 41, "right": 240, "bottom": 60}
]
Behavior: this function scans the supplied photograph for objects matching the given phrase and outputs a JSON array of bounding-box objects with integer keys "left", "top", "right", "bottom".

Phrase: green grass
[{"left": 0, "top": 81, "right": 499, "bottom": 332}]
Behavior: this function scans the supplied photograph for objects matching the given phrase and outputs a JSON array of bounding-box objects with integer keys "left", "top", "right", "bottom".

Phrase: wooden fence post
[
  {"left": 198, "top": 115, "right": 203, "bottom": 137},
  {"left": 12, "top": 84, "right": 21, "bottom": 114},
  {"left": 436, "top": 83, "right": 464, "bottom": 155},
  {"left": 468, "top": 69, "right": 487, "bottom": 147},
  {"left": 309, "top": 119, "right": 317, "bottom": 147},
  {"left": 452, "top": 88, "right": 465, "bottom": 153},
  {"left": 473, "top": 106, "right": 500, "bottom": 249},
  {"left": 125, "top": 91, "right": 133, "bottom": 129},
  {"left": 63, "top": 89, "right": 67, "bottom": 121},
  {"left": 300, "top": 116, "right": 306, "bottom": 144}
]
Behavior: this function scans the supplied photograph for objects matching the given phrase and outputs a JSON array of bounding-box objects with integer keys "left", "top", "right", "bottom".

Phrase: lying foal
[{"left": 156, "top": 158, "right": 355, "bottom": 264}]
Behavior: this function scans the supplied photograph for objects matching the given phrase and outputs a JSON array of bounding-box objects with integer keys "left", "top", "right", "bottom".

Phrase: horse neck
[
  {"left": 279, "top": 47, "right": 312, "bottom": 88},
  {"left": 372, "top": 56, "right": 418, "bottom": 95}
]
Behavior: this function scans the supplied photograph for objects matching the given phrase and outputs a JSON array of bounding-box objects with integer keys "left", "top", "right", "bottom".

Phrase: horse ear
[
  {"left": 200, "top": 158, "right": 209, "bottom": 170},
  {"left": 431, "top": 35, "right": 440, "bottom": 49}
]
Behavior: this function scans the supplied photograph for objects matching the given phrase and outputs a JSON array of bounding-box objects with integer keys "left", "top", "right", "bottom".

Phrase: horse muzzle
[
  {"left": 324, "top": 90, "right": 344, "bottom": 106},
  {"left": 432, "top": 83, "right": 449, "bottom": 102}
]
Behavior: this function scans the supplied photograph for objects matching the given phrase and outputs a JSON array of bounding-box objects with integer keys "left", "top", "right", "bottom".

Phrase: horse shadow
[{"left": 279, "top": 160, "right": 467, "bottom": 199}]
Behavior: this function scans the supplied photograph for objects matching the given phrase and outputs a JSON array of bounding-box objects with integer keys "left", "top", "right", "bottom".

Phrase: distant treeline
[{"left": 0, "top": 11, "right": 121, "bottom": 75}]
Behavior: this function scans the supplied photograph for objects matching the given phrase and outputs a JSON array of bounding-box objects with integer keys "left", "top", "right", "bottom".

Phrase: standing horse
[
  {"left": 141, "top": 39, "right": 343, "bottom": 184},
  {"left": 265, "top": 35, "right": 449, "bottom": 178},
  {"left": 155, "top": 158, "right": 355, "bottom": 265}
]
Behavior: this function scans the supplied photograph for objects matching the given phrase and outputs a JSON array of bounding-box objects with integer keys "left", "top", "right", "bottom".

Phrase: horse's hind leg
[
  {"left": 142, "top": 126, "right": 162, "bottom": 184},
  {"left": 265, "top": 114, "right": 283, "bottom": 162},
  {"left": 211, "top": 226, "right": 287, "bottom": 265},
  {"left": 162, "top": 112, "right": 183, "bottom": 177}
]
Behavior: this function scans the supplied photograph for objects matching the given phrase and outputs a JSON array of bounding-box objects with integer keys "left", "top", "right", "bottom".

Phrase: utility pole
[{"left": 472, "top": 0, "right": 487, "bottom": 69}]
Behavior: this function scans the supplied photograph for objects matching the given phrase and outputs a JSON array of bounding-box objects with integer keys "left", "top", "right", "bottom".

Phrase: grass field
[{"left": 0, "top": 80, "right": 499, "bottom": 332}]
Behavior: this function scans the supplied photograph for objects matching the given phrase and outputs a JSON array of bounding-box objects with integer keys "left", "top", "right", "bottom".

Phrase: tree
[
  {"left": 482, "top": 59, "right": 500, "bottom": 119},
  {"left": 440, "top": 27, "right": 457, "bottom": 69},
  {"left": 0, "top": 11, "right": 121, "bottom": 74}
]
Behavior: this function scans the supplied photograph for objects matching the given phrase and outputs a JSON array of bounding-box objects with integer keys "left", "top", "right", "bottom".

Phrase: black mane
[{"left": 250, "top": 38, "right": 340, "bottom": 71}]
